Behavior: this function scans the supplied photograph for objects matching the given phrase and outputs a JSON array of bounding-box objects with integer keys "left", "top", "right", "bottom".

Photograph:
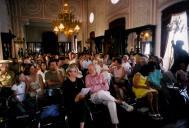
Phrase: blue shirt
[{"left": 148, "top": 69, "right": 162, "bottom": 87}]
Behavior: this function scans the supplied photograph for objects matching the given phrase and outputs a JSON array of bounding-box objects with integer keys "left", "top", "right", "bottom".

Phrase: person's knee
[
  {"left": 147, "top": 92, "right": 153, "bottom": 99},
  {"left": 152, "top": 91, "right": 158, "bottom": 95},
  {"left": 107, "top": 100, "right": 116, "bottom": 107}
]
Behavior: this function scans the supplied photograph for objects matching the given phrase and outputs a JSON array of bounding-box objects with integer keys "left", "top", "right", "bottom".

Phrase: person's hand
[
  {"left": 171, "top": 40, "right": 174, "bottom": 45},
  {"left": 145, "top": 86, "right": 150, "bottom": 89},
  {"left": 75, "top": 93, "right": 85, "bottom": 102},
  {"left": 79, "top": 94, "right": 85, "bottom": 99},
  {"left": 56, "top": 69, "right": 60, "bottom": 75}
]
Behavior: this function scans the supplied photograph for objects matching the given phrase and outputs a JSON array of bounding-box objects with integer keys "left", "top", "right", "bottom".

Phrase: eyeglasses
[{"left": 69, "top": 69, "right": 77, "bottom": 73}]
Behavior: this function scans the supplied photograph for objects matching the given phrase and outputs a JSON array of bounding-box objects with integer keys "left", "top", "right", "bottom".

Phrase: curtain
[
  {"left": 163, "top": 11, "right": 188, "bottom": 71},
  {"left": 161, "top": 15, "right": 171, "bottom": 57}
]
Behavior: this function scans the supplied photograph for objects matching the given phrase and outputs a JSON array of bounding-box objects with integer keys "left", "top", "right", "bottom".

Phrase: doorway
[
  {"left": 104, "top": 17, "right": 126, "bottom": 57},
  {"left": 42, "top": 31, "right": 58, "bottom": 54}
]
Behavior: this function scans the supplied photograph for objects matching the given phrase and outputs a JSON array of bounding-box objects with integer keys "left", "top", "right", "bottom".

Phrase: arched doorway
[
  {"left": 161, "top": 1, "right": 189, "bottom": 57},
  {"left": 104, "top": 17, "right": 126, "bottom": 57},
  {"left": 42, "top": 31, "right": 58, "bottom": 54},
  {"left": 161, "top": 1, "right": 189, "bottom": 71}
]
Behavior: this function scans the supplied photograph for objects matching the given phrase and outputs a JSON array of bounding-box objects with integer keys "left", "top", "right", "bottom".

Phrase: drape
[
  {"left": 161, "top": 1, "right": 189, "bottom": 57},
  {"left": 163, "top": 11, "right": 188, "bottom": 71}
]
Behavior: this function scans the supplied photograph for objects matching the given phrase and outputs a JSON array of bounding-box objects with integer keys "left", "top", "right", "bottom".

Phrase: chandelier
[{"left": 52, "top": 2, "right": 81, "bottom": 38}]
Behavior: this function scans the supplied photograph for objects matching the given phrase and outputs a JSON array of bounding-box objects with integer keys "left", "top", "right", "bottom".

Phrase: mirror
[
  {"left": 126, "top": 25, "right": 156, "bottom": 56},
  {"left": 139, "top": 30, "right": 153, "bottom": 55}
]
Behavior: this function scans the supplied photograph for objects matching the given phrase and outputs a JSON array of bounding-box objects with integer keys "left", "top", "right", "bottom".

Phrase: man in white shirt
[
  {"left": 37, "top": 62, "right": 48, "bottom": 83},
  {"left": 82, "top": 55, "right": 92, "bottom": 70},
  {"left": 122, "top": 55, "right": 132, "bottom": 79},
  {"left": 11, "top": 74, "right": 26, "bottom": 102}
]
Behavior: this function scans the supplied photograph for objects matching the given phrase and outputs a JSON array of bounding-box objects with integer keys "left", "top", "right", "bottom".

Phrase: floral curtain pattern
[{"left": 163, "top": 11, "right": 188, "bottom": 71}]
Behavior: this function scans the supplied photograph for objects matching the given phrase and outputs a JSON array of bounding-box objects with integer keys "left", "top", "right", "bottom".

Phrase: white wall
[
  {"left": 0, "top": 0, "right": 11, "bottom": 59},
  {"left": 86, "top": 0, "right": 186, "bottom": 57},
  {"left": 0, "top": 26, "right": 2, "bottom": 60}
]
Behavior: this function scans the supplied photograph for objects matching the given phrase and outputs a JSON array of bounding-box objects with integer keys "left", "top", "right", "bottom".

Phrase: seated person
[
  {"left": 24, "top": 64, "right": 44, "bottom": 110},
  {"left": 147, "top": 62, "right": 171, "bottom": 106},
  {"left": 132, "top": 64, "right": 163, "bottom": 120},
  {"left": 110, "top": 57, "right": 127, "bottom": 101},
  {"left": 175, "top": 63, "right": 189, "bottom": 103},
  {"left": 147, "top": 62, "right": 162, "bottom": 90},
  {"left": 122, "top": 55, "right": 132, "bottom": 76},
  {"left": 10, "top": 73, "right": 27, "bottom": 114},
  {"left": 85, "top": 64, "right": 133, "bottom": 128},
  {"left": 63, "top": 64, "right": 88, "bottom": 128},
  {"left": 45, "top": 59, "right": 65, "bottom": 105},
  {"left": 25, "top": 64, "right": 44, "bottom": 98},
  {"left": 45, "top": 59, "right": 64, "bottom": 89},
  {"left": 176, "top": 63, "right": 189, "bottom": 89},
  {"left": 161, "top": 70, "right": 177, "bottom": 87},
  {"left": 11, "top": 73, "right": 26, "bottom": 102},
  {"left": 95, "top": 59, "right": 112, "bottom": 85}
]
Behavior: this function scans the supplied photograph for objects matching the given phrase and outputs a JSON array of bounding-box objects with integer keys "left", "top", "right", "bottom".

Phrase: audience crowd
[{"left": 0, "top": 50, "right": 189, "bottom": 128}]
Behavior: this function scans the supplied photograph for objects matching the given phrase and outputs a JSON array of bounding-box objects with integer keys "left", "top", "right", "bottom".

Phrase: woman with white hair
[{"left": 63, "top": 64, "right": 88, "bottom": 128}]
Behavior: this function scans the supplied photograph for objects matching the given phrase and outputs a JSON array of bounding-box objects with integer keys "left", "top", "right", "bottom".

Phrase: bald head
[{"left": 88, "top": 64, "right": 96, "bottom": 75}]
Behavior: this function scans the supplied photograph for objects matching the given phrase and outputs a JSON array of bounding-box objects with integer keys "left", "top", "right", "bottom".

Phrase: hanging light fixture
[{"left": 52, "top": 1, "right": 81, "bottom": 39}]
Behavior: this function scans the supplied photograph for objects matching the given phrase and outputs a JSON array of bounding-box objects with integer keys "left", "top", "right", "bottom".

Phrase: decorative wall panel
[
  {"left": 69, "top": 0, "right": 82, "bottom": 21},
  {"left": 106, "top": 8, "right": 128, "bottom": 25},
  {"left": 157, "top": 0, "right": 185, "bottom": 9},
  {"left": 87, "top": 0, "right": 96, "bottom": 37},
  {"left": 95, "top": 0, "right": 106, "bottom": 36},
  {"left": 158, "top": 0, "right": 171, "bottom": 8},
  {"left": 19, "top": 0, "right": 82, "bottom": 20},
  {"left": 20, "top": 0, "right": 43, "bottom": 17},
  {"left": 107, "top": 0, "right": 129, "bottom": 16},
  {"left": 44, "top": 0, "right": 61, "bottom": 18},
  {"left": 106, "top": 0, "right": 129, "bottom": 25},
  {"left": 132, "top": 0, "right": 151, "bottom": 27}
]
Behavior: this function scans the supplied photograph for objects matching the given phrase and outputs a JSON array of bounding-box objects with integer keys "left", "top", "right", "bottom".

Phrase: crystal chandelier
[{"left": 52, "top": 2, "right": 81, "bottom": 39}]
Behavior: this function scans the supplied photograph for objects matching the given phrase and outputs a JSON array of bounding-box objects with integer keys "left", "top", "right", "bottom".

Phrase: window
[
  {"left": 111, "top": 0, "right": 120, "bottom": 4},
  {"left": 89, "top": 12, "right": 94, "bottom": 24},
  {"left": 144, "top": 42, "right": 150, "bottom": 55},
  {"left": 163, "top": 11, "right": 188, "bottom": 70}
]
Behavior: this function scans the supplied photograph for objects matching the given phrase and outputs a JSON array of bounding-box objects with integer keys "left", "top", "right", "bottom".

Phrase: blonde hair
[
  {"left": 66, "top": 63, "right": 78, "bottom": 73},
  {"left": 66, "top": 63, "right": 83, "bottom": 78},
  {"left": 98, "top": 58, "right": 103, "bottom": 64}
]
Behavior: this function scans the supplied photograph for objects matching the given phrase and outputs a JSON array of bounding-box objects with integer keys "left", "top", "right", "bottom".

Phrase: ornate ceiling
[{"left": 17, "top": 0, "right": 82, "bottom": 23}]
